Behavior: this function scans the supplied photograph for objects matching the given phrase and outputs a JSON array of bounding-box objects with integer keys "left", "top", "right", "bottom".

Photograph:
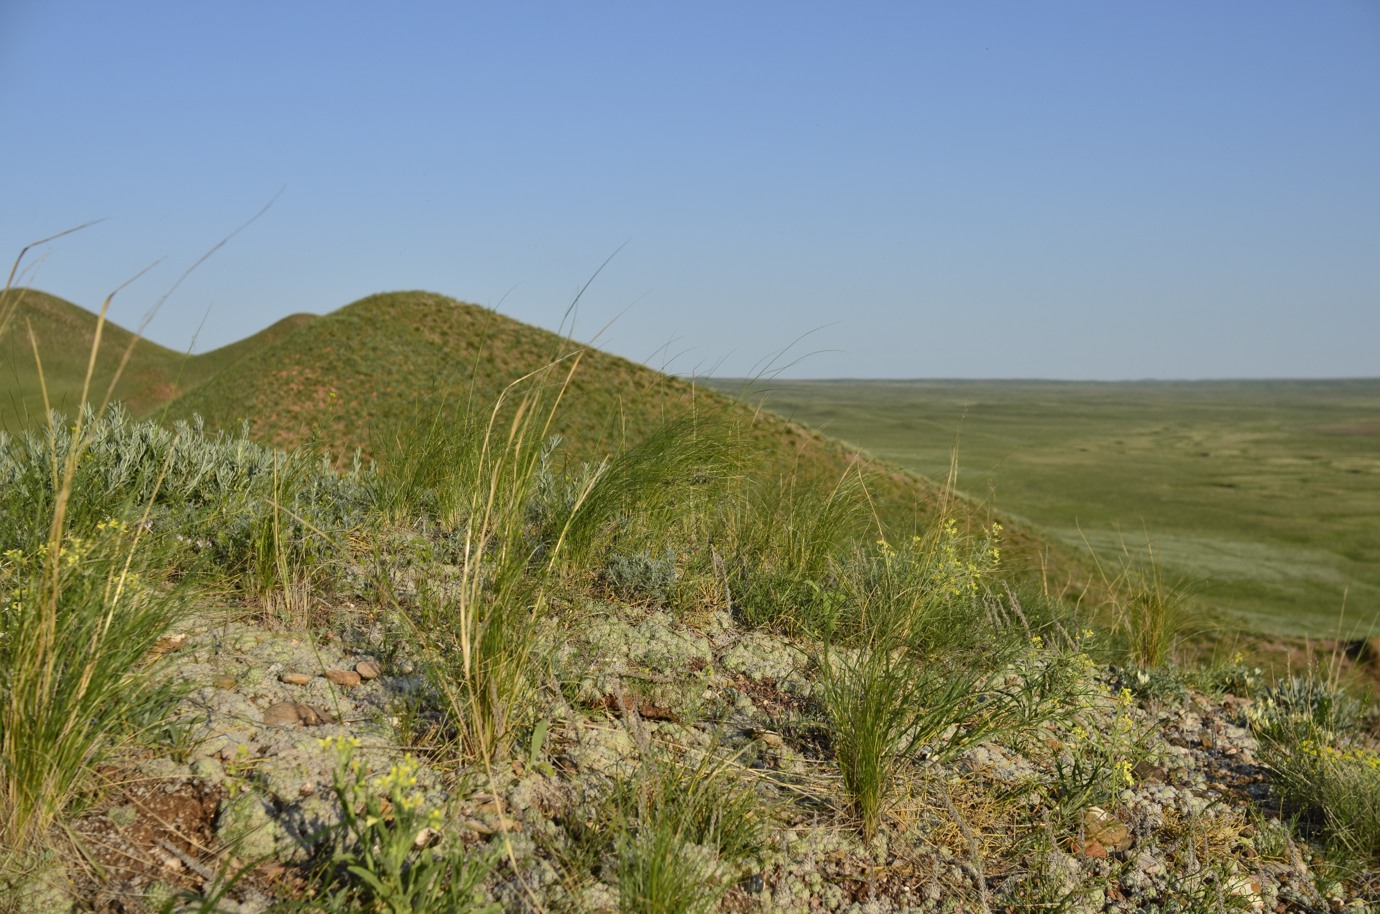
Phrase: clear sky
[{"left": 3, "top": 1, "right": 1377, "bottom": 379}]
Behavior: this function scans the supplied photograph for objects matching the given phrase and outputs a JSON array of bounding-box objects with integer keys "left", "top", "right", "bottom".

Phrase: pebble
[
  {"left": 278, "top": 672, "right": 312, "bottom": 685},
  {"left": 355, "top": 660, "right": 381, "bottom": 680},
  {"left": 754, "top": 729, "right": 785, "bottom": 749},
  {"left": 1082, "top": 806, "right": 1133, "bottom": 853},
  {"left": 262, "top": 701, "right": 329, "bottom": 727},
  {"left": 323, "top": 669, "right": 362, "bottom": 687}
]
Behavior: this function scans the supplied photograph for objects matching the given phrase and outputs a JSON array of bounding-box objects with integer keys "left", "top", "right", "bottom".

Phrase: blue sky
[{"left": 3, "top": 1, "right": 1377, "bottom": 379}]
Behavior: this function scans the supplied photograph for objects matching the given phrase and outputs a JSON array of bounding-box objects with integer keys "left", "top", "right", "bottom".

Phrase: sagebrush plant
[
  {"left": 602, "top": 548, "right": 680, "bottom": 605},
  {"left": 1248, "top": 672, "right": 1362, "bottom": 745},
  {"left": 0, "top": 404, "right": 366, "bottom": 609}
]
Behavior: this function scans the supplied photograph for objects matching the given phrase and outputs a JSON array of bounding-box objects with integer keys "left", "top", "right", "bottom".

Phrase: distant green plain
[{"left": 706, "top": 379, "right": 1380, "bottom": 639}]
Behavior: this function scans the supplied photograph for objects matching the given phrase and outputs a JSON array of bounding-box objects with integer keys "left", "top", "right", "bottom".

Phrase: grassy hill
[
  {"left": 158, "top": 291, "right": 1096, "bottom": 589},
  {"left": 0, "top": 289, "right": 1088, "bottom": 597},
  {"left": 0, "top": 288, "right": 192, "bottom": 426},
  {"left": 0, "top": 288, "right": 317, "bottom": 431}
]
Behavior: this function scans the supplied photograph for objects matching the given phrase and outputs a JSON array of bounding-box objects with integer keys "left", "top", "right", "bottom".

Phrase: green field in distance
[{"left": 706, "top": 378, "right": 1380, "bottom": 640}]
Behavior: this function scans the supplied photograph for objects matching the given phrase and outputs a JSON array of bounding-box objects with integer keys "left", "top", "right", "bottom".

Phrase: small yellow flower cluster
[
  {"left": 938, "top": 519, "right": 985, "bottom": 596},
  {"left": 322, "top": 737, "right": 442, "bottom": 828},
  {"left": 318, "top": 735, "right": 363, "bottom": 752},
  {"left": 372, "top": 756, "right": 427, "bottom": 814},
  {"left": 1113, "top": 758, "right": 1135, "bottom": 787},
  {"left": 1296, "top": 738, "right": 1380, "bottom": 773}
]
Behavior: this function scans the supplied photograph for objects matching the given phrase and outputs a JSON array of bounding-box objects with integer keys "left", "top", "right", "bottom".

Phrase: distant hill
[
  {"left": 0, "top": 288, "right": 188, "bottom": 426},
  {"left": 0, "top": 288, "right": 1088, "bottom": 591},
  {"left": 0, "top": 288, "right": 317, "bottom": 431}
]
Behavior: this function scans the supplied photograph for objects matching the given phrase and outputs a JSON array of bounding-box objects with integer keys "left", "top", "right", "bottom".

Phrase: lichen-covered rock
[
  {"left": 721, "top": 630, "right": 809, "bottom": 683},
  {"left": 216, "top": 790, "right": 282, "bottom": 861},
  {"left": 562, "top": 723, "right": 637, "bottom": 776}
]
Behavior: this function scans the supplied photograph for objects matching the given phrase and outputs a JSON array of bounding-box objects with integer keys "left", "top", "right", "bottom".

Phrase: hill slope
[
  {"left": 0, "top": 288, "right": 318, "bottom": 431},
  {"left": 0, "top": 288, "right": 192, "bottom": 427},
  {"left": 0, "top": 288, "right": 1089, "bottom": 590},
  {"left": 162, "top": 291, "right": 1080, "bottom": 573}
]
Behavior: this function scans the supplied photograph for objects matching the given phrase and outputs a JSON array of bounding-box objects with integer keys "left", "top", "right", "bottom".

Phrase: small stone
[
  {"left": 1072, "top": 839, "right": 1109, "bottom": 859},
  {"left": 469, "top": 794, "right": 504, "bottom": 815},
  {"left": 279, "top": 672, "right": 312, "bottom": 685},
  {"left": 753, "top": 729, "right": 784, "bottom": 749},
  {"left": 263, "top": 701, "right": 328, "bottom": 727},
  {"left": 150, "top": 633, "right": 189, "bottom": 656},
  {"left": 215, "top": 676, "right": 238, "bottom": 690},
  {"left": 462, "top": 813, "right": 520, "bottom": 835},
  {"left": 1082, "top": 806, "right": 1133, "bottom": 852},
  {"left": 355, "top": 660, "right": 382, "bottom": 680},
  {"left": 1132, "top": 760, "right": 1167, "bottom": 783},
  {"left": 323, "top": 669, "right": 362, "bottom": 687}
]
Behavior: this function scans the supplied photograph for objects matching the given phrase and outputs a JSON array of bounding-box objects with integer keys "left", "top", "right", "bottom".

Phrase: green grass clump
[
  {"left": 836, "top": 517, "right": 1005, "bottom": 653},
  {"left": 815, "top": 521, "right": 1088, "bottom": 839},
  {"left": 398, "top": 360, "right": 578, "bottom": 762},
  {"left": 1249, "top": 672, "right": 1380, "bottom": 875},
  {"left": 607, "top": 746, "right": 766, "bottom": 914},
  {"left": 1263, "top": 737, "right": 1380, "bottom": 875},
  {"left": 724, "top": 469, "right": 871, "bottom": 634},
  {"left": 1084, "top": 537, "right": 1194, "bottom": 669},
  {"left": 375, "top": 365, "right": 746, "bottom": 763},
  {"left": 544, "top": 743, "right": 767, "bottom": 914},
  {"left": 0, "top": 518, "right": 185, "bottom": 852},
  {"left": 537, "top": 409, "right": 741, "bottom": 575}
]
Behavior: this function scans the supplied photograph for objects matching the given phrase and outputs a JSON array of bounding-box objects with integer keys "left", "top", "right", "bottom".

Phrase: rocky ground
[{"left": 24, "top": 594, "right": 1380, "bottom": 914}]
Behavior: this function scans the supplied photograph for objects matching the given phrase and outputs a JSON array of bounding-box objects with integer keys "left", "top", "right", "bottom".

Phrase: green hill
[
  {"left": 0, "top": 288, "right": 190, "bottom": 427},
  {"left": 157, "top": 290, "right": 1086, "bottom": 584},
  {"left": 0, "top": 288, "right": 317, "bottom": 431},
  {"left": 0, "top": 288, "right": 1088, "bottom": 592}
]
